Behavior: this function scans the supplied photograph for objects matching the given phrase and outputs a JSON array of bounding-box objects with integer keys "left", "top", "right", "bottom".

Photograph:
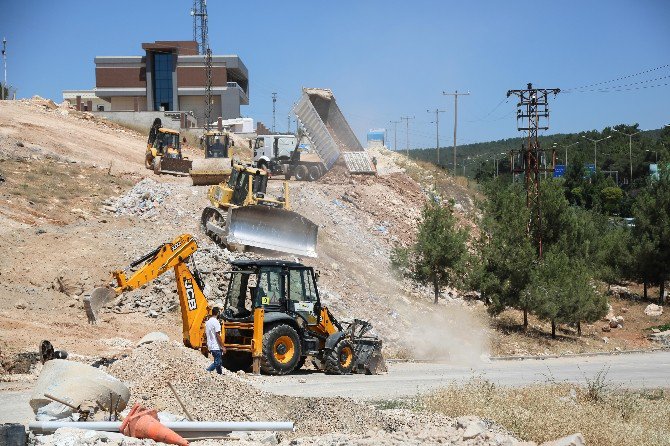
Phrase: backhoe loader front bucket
[{"left": 227, "top": 206, "right": 318, "bottom": 258}]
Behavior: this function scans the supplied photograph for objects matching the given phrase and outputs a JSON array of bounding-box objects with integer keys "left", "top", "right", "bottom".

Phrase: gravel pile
[
  {"left": 107, "top": 341, "right": 389, "bottom": 437},
  {"left": 104, "top": 179, "right": 179, "bottom": 219}
]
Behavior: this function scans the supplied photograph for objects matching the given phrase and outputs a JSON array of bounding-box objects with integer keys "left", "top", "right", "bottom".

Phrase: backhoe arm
[{"left": 109, "top": 233, "right": 213, "bottom": 352}]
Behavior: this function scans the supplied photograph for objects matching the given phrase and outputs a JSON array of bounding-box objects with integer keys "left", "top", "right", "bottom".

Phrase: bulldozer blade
[
  {"left": 227, "top": 206, "right": 318, "bottom": 257},
  {"left": 190, "top": 159, "right": 232, "bottom": 186},
  {"left": 84, "top": 287, "right": 117, "bottom": 323},
  {"left": 159, "top": 158, "right": 193, "bottom": 176}
]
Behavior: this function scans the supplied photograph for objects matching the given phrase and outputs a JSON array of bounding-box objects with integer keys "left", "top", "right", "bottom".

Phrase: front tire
[
  {"left": 324, "top": 338, "right": 355, "bottom": 375},
  {"left": 153, "top": 156, "right": 161, "bottom": 174},
  {"left": 261, "top": 324, "right": 302, "bottom": 375},
  {"left": 145, "top": 153, "right": 153, "bottom": 169}
]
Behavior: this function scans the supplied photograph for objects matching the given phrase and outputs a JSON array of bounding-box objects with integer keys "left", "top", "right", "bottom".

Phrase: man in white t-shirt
[{"left": 205, "top": 307, "right": 225, "bottom": 374}]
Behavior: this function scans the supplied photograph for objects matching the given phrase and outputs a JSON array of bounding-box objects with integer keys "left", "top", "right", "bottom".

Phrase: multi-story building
[{"left": 64, "top": 40, "right": 249, "bottom": 129}]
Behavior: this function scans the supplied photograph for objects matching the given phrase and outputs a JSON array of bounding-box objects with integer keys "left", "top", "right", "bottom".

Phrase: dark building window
[{"left": 152, "top": 52, "right": 173, "bottom": 111}]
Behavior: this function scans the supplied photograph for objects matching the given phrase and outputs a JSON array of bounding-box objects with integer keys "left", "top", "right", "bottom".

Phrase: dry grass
[{"left": 422, "top": 377, "right": 670, "bottom": 446}]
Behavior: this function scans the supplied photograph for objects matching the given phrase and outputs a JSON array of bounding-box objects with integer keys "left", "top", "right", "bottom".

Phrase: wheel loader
[
  {"left": 201, "top": 164, "right": 318, "bottom": 258},
  {"left": 189, "top": 130, "right": 236, "bottom": 186},
  {"left": 145, "top": 119, "right": 192, "bottom": 176},
  {"left": 86, "top": 234, "right": 385, "bottom": 376}
]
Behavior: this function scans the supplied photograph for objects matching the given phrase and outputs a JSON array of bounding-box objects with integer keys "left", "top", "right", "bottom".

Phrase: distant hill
[{"left": 407, "top": 126, "right": 667, "bottom": 180}]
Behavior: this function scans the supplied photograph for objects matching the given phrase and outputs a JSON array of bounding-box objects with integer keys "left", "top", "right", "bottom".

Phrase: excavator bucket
[
  {"left": 84, "top": 286, "right": 117, "bottom": 323},
  {"left": 189, "top": 159, "right": 232, "bottom": 186},
  {"left": 227, "top": 206, "right": 318, "bottom": 257}
]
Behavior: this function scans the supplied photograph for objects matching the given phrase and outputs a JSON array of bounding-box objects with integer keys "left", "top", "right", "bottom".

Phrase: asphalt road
[
  {"left": 2, "top": 351, "right": 669, "bottom": 424},
  {"left": 254, "top": 351, "right": 670, "bottom": 400}
]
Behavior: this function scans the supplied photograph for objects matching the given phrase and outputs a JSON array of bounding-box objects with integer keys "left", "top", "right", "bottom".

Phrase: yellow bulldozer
[
  {"left": 200, "top": 164, "right": 318, "bottom": 258},
  {"left": 145, "top": 119, "right": 192, "bottom": 176},
  {"left": 189, "top": 130, "right": 236, "bottom": 186},
  {"left": 86, "top": 234, "right": 385, "bottom": 375}
]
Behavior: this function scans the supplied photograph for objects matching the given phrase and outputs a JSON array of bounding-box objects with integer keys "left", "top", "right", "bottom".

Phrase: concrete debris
[
  {"left": 647, "top": 330, "right": 670, "bottom": 346},
  {"left": 30, "top": 359, "right": 129, "bottom": 420},
  {"left": 105, "top": 179, "right": 178, "bottom": 219},
  {"left": 644, "top": 304, "right": 663, "bottom": 317},
  {"left": 29, "top": 427, "right": 141, "bottom": 446},
  {"left": 136, "top": 332, "right": 170, "bottom": 347}
]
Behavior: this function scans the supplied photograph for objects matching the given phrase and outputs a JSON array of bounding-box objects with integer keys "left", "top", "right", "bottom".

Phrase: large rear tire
[
  {"left": 294, "top": 165, "right": 308, "bottom": 181},
  {"left": 307, "top": 165, "right": 321, "bottom": 181},
  {"left": 261, "top": 324, "right": 302, "bottom": 375},
  {"left": 324, "top": 338, "right": 355, "bottom": 375}
]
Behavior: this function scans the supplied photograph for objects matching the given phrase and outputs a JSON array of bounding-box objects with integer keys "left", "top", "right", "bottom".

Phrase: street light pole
[
  {"left": 612, "top": 128, "right": 642, "bottom": 185},
  {"left": 582, "top": 135, "right": 611, "bottom": 171},
  {"left": 554, "top": 141, "right": 580, "bottom": 168}
]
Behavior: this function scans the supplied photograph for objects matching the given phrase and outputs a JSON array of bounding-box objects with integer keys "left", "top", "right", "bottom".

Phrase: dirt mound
[{"left": 107, "top": 341, "right": 390, "bottom": 437}]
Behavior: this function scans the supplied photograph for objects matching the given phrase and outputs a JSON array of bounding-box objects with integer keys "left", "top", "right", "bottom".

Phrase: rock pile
[{"left": 104, "top": 179, "right": 178, "bottom": 219}]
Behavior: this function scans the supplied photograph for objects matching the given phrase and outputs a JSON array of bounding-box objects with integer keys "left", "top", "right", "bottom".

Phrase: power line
[
  {"left": 565, "top": 74, "right": 670, "bottom": 93},
  {"left": 389, "top": 120, "right": 400, "bottom": 151},
  {"left": 564, "top": 63, "right": 669, "bottom": 91},
  {"left": 427, "top": 108, "right": 446, "bottom": 165}
]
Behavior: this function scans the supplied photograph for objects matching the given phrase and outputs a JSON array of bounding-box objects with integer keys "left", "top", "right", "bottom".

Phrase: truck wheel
[
  {"left": 152, "top": 157, "right": 161, "bottom": 175},
  {"left": 307, "top": 165, "right": 321, "bottom": 181},
  {"left": 324, "top": 338, "right": 355, "bottom": 375},
  {"left": 145, "top": 153, "right": 153, "bottom": 169},
  {"left": 261, "top": 324, "right": 302, "bottom": 375},
  {"left": 222, "top": 351, "right": 252, "bottom": 372},
  {"left": 294, "top": 165, "right": 308, "bottom": 181}
]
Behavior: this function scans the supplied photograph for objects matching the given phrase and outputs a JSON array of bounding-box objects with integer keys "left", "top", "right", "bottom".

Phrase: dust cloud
[{"left": 397, "top": 300, "right": 490, "bottom": 366}]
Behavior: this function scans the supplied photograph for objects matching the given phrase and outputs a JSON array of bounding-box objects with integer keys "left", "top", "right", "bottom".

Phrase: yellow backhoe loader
[
  {"left": 200, "top": 164, "right": 318, "bottom": 257},
  {"left": 86, "top": 234, "right": 385, "bottom": 375},
  {"left": 189, "top": 130, "right": 236, "bottom": 186},
  {"left": 145, "top": 119, "right": 192, "bottom": 176}
]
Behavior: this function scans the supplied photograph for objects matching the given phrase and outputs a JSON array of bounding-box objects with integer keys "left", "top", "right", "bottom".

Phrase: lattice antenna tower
[
  {"left": 191, "top": 0, "right": 208, "bottom": 55},
  {"left": 506, "top": 83, "right": 560, "bottom": 258}
]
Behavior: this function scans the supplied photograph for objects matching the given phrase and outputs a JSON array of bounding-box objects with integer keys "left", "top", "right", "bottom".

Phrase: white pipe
[{"left": 29, "top": 420, "right": 295, "bottom": 434}]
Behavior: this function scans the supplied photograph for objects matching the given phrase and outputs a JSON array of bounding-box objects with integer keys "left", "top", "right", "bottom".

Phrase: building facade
[{"left": 64, "top": 40, "right": 248, "bottom": 127}]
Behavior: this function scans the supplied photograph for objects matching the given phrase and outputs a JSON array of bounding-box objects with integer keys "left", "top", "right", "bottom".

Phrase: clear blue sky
[{"left": 2, "top": 0, "right": 669, "bottom": 147}]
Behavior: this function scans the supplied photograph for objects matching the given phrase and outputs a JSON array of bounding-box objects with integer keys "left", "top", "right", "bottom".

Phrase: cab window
[{"left": 256, "top": 267, "right": 283, "bottom": 307}]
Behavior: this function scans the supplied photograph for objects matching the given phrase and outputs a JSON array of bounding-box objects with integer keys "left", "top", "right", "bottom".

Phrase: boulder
[
  {"left": 136, "top": 332, "right": 170, "bottom": 347},
  {"left": 644, "top": 304, "right": 663, "bottom": 317},
  {"left": 462, "top": 420, "right": 487, "bottom": 440},
  {"left": 540, "top": 433, "right": 585, "bottom": 446},
  {"left": 30, "top": 359, "right": 129, "bottom": 419}
]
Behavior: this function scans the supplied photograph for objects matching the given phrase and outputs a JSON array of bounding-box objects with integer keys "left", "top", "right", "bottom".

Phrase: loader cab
[
  {"left": 154, "top": 128, "right": 181, "bottom": 158},
  {"left": 204, "top": 131, "right": 232, "bottom": 159},
  {"left": 223, "top": 260, "right": 321, "bottom": 325}
]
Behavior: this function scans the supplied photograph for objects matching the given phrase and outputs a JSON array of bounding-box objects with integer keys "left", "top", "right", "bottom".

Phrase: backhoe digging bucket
[
  {"left": 190, "top": 159, "right": 232, "bottom": 186},
  {"left": 84, "top": 286, "right": 117, "bottom": 323},
  {"left": 227, "top": 206, "right": 319, "bottom": 258}
]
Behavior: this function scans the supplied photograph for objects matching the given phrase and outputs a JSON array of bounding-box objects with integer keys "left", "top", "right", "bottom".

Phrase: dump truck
[
  {"left": 189, "top": 130, "right": 236, "bottom": 186},
  {"left": 253, "top": 134, "right": 327, "bottom": 181},
  {"left": 86, "top": 234, "right": 385, "bottom": 375},
  {"left": 292, "top": 88, "right": 376, "bottom": 175},
  {"left": 201, "top": 163, "right": 318, "bottom": 257},
  {"left": 145, "top": 119, "right": 192, "bottom": 176}
]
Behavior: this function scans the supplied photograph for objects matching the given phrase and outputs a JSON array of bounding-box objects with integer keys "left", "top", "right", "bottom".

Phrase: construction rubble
[{"left": 22, "top": 339, "right": 542, "bottom": 446}]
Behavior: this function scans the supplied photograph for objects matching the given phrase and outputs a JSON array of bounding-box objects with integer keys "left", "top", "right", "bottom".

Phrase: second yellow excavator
[{"left": 85, "top": 234, "right": 385, "bottom": 375}]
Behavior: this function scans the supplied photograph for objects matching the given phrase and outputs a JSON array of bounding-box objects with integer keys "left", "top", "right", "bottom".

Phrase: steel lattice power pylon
[{"left": 506, "top": 83, "right": 560, "bottom": 258}]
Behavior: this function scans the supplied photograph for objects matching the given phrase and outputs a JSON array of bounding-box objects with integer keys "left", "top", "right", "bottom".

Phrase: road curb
[{"left": 490, "top": 347, "right": 670, "bottom": 361}]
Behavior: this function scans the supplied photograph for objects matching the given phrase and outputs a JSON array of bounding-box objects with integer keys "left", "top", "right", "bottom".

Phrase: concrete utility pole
[
  {"left": 612, "top": 128, "right": 642, "bottom": 185},
  {"left": 582, "top": 135, "right": 611, "bottom": 171},
  {"left": 272, "top": 92, "right": 277, "bottom": 133},
  {"left": 2, "top": 37, "right": 6, "bottom": 101},
  {"left": 427, "top": 108, "right": 446, "bottom": 165},
  {"left": 400, "top": 116, "right": 415, "bottom": 157},
  {"left": 443, "top": 90, "right": 469, "bottom": 173},
  {"left": 389, "top": 120, "right": 400, "bottom": 151}
]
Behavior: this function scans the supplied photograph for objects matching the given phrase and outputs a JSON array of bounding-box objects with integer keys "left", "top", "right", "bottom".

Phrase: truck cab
[{"left": 253, "top": 135, "right": 298, "bottom": 168}]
